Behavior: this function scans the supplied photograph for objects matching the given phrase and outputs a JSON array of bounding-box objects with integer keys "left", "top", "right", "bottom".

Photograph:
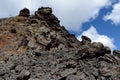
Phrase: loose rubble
[{"left": 0, "top": 7, "right": 120, "bottom": 80}]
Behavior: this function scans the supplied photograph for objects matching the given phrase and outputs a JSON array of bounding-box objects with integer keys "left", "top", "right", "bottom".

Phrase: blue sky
[
  {"left": 77, "top": 3, "right": 120, "bottom": 50},
  {"left": 0, "top": 0, "right": 120, "bottom": 50},
  {"left": 86, "top": 8, "right": 120, "bottom": 49}
]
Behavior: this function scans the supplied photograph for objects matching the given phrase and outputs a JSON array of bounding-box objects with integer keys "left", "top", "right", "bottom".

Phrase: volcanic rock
[
  {"left": 113, "top": 50, "right": 120, "bottom": 58},
  {"left": 37, "top": 7, "right": 52, "bottom": 14},
  {"left": 19, "top": 8, "right": 30, "bottom": 17},
  {"left": 0, "top": 7, "right": 120, "bottom": 80},
  {"left": 81, "top": 35, "right": 91, "bottom": 45}
]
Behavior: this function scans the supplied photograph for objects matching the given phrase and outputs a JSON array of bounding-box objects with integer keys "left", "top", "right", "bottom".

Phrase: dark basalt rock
[
  {"left": 77, "top": 38, "right": 106, "bottom": 58},
  {"left": 35, "top": 7, "right": 60, "bottom": 26},
  {"left": 81, "top": 35, "right": 91, "bottom": 45},
  {"left": 0, "top": 7, "right": 120, "bottom": 80},
  {"left": 37, "top": 7, "right": 52, "bottom": 14},
  {"left": 113, "top": 50, "right": 120, "bottom": 58},
  {"left": 19, "top": 8, "right": 30, "bottom": 17},
  {"left": 104, "top": 46, "right": 111, "bottom": 54}
]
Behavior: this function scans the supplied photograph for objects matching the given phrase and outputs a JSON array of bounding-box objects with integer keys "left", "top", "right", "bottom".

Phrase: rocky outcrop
[
  {"left": 0, "top": 7, "right": 120, "bottom": 80},
  {"left": 19, "top": 8, "right": 30, "bottom": 17},
  {"left": 35, "top": 7, "right": 60, "bottom": 25}
]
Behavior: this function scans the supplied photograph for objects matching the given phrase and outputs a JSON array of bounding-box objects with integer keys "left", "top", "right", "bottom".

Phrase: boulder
[
  {"left": 104, "top": 46, "right": 111, "bottom": 54},
  {"left": 81, "top": 35, "right": 91, "bottom": 45},
  {"left": 19, "top": 8, "right": 30, "bottom": 17},
  {"left": 113, "top": 50, "right": 120, "bottom": 58},
  {"left": 37, "top": 7, "right": 52, "bottom": 14},
  {"left": 34, "top": 7, "right": 60, "bottom": 25},
  {"left": 91, "top": 42, "right": 104, "bottom": 51},
  {"left": 35, "top": 7, "right": 52, "bottom": 18},
  {"left": 83, "top": 42, "right": 104, "bottom": 58}
]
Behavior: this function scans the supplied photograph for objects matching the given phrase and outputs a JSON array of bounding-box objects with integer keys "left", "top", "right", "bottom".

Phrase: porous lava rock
[
  {"left": 19, "top": 8, "right": 30, "bottom": 17},
  {"left": 0, "top": 7, "right": 120, "bottom": 80}
]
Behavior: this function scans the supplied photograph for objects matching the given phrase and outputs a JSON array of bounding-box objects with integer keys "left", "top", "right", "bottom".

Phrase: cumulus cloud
[
  {"left": 0, "top": 0, "right": 36, "bottom": 18},
  {"left": 77, "top": 26, "right": 116, "bottom": 49},
  {"left": 44, "top": 0, "right": 112, "bottom": 31},
  {"left": 103, "top": 2, "right": 120, "bottom": 25},
  {"left": 0, "top": 0, "right": 112, "bottom": 32}
]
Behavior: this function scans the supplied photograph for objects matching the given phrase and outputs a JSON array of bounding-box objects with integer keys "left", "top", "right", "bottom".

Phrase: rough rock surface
[
  {"left": 19, "top": 8, "right": 30, "bottom": 17},
  {"left": 0, "top": 7, "right": 120, "bottom": 80}
]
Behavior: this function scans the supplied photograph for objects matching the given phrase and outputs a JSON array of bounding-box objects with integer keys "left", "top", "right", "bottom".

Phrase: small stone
[
  {"left": 60, "top": 68, "right": 76, "bottom": 77},
  {"left": 15, "top": 65, "right": 24, "bottom": 72},
  {"left": 17, "top": 70, "right": 30, "bottom": 80},
  {"left": 58, "top": 44, "right": 64, "bottom": 50},
  {"left": 66, "top": 75, "right": 79, "bottom": 80},
  {"left": 28, "top": 40, "right": 37, "bottom": 48},
  {"left": 10, "top": 28, "right": 17, "bottom": 33}
]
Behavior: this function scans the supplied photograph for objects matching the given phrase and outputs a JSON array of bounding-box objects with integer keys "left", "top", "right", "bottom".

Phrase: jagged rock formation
[
  {"left": 0, "top": 7, "right": 120, "bottom": 80},
  {"left": 19, "top": 8, "right": 30, "bottom": 17}
]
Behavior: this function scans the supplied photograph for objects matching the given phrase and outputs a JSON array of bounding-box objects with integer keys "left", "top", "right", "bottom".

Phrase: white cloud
[
  {"left": 77, "top": 26, "right": 116, "bottom": 49},
  {"left": 0, "top": 0, "right": 37, "bottom": 18},
  {"left": 104, "top": 2, "right": 120, "bottom": 25},
  {"left": 0, "top": 0, "right": 112, "bottom": 32},
  {"left": 44, "top": 0, "right": 112, "bottom": 32}
]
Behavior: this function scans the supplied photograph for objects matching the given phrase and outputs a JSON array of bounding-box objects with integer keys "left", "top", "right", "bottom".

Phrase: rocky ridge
[{"left": 0, "top": 7, "right": 120, "bottom": 80}]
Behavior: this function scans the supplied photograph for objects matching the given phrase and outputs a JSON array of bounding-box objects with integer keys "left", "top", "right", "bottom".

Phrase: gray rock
[
  {"left": 17, "top": 70, "right": 30, "bottom": 80},
  {"left": 92, "top": 42, "right": 104, "bottom": 49},
  {"left": 28, "top": 78, "right": 40, "bottom": 80},
  {"left": 0, "top": 61, "right": 11, "bottom": 76},
  {"left": 37, "top": 7, "right": 52, "bottom": 14},
  {"left": 60, "top": 68, "right": 77, "bottom": 77},
  {"left": 6, "top": 61, "right": 16, "bottom": 70},
  {"left": 15, "top": 65, "right": 24, "bottom": 72},
  {"left": 1, "top": 6, "right": 120, "bottom": 80},
  {"left": 28, "top": 40, "right": 37, "bottom": 48},
  {"left": 85, "top": 42, "right": 104, "bottom": 58},
  {"left": 104, "top": 46, "right": 111, "bottom": 54},
  {"left": 0, "top": 77, "right": 4, "bottom": 80},
  {"left": 113, "top": 50, "right": 120, "bottom": 58},
  {"left": 81, "top": 35, "right": 91, "bottom": 45},
  {"left": 58, "top": 44, "right": 66, "bottom": 50},
  {"left": 66, "top": 75, "right": 79, "bottom": 80}
]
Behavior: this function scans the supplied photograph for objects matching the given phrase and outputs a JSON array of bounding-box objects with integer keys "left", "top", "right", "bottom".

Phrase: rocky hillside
[{"left": 0, "top": 7, "right": 120, "bottom": 80}]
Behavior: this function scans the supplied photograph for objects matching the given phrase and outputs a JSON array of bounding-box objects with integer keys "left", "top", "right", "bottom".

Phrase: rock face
[{"left": 0, "top": 7, "right": 120, "bottom": 80}]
